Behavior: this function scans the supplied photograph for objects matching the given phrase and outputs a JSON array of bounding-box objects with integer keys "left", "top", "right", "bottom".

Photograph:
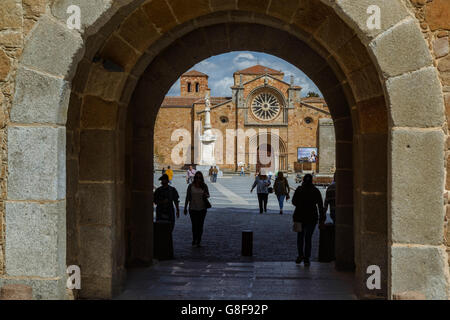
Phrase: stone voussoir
[
  {"left": 21, "top": 14, "right": 85, "bottom": 79},
  {"left": 369, "top": 18, "right": 434, "bottom": 78},
  {"left": 328, "top": 0, "right": 411, "bottom": 43}
]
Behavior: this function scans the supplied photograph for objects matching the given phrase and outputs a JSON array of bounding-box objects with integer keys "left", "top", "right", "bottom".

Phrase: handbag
[
  {"left": 203, "top": 194, "right": 212, "bottom": 209},
  {"left": 293, "top": 222, "right": 302, "bottom": 233},
  {"left": 268, "top": 187, "right": 274, "bottom": 194}
]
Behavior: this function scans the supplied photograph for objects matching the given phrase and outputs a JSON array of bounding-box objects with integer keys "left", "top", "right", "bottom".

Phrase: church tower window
[
  {"left": 195, "top": 82, "right": 200, "bottom": 92},
  {"left": 187, "top": 82, "right": 192, "bottom": 92}
]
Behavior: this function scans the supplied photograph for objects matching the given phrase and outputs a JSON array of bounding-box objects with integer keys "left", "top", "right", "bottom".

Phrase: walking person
[
  {"left": 208, "top": 166, "right": 214, "bottom": 182},
  {"left": 184, "top": 171, "right": 211, "bottom": 247},
  {"left": 274, "top": 171, "right": 291, "bottom": 215},
  {"left": 212, "top": 166, "right": 219, "bottom": 183},
  {"left": 251, "top": 170, "right": 271, "bottom": 214},
  {"left": 240, "top": 166, "right": 245, "bottom": 176},
  {"left": 324, "top": 173, "right": 336, "bottom": 224},
  {"left": 166, "top": 166, "right": 174, "bottom": 185},
  {"left": 153, "top": 174, "right": 180, "bottom": 232},
  {"left": 162, "top": 167, "right": 166, "bottom": 175},
  {"left": 186, "top": 166, "right": 196, "bottom": 184},
  {"left": 292, "top": 174, "right": 325, "bottom": 266}
]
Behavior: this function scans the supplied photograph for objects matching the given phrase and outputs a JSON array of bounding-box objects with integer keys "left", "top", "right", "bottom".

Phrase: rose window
[{"left": 251, "top": 92, "right": 281, "bottom": 121}]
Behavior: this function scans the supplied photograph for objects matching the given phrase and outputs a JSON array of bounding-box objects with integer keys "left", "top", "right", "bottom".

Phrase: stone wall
[
  {"left": 0, "top": 0, "right": 448, "bottom": 299},
  {"left": 405, "top": 0, "right": 450, "bottom": 270},
  {"left": 0, "top": 0, "right": 47, "bottom": 276}
]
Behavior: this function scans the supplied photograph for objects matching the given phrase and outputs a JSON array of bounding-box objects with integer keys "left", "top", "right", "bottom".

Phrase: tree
[{"left": 306, "top": 91, "right": 320, "bottom": 98}]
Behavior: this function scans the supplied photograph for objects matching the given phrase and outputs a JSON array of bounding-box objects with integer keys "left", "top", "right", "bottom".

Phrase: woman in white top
[
  {"left": 184, "top": 171, "right": 211, "bottom": 247},
  {"left": 251, "top": 171, "right": 271, "bottom": 214}
]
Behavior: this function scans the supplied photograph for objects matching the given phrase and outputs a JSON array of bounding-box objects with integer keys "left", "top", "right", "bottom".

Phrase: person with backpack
[
  {"left": 153, "top": 174, "right": 180, "bottom": 232},
  {"left": 291, "top": 174, "right": 325, "bottom": 266},
  {"left": 184, "top": 171, "right": 211, "bottom": 247},
  {"left": 274, "top": 171, "right": 291, "bottom": 215}
]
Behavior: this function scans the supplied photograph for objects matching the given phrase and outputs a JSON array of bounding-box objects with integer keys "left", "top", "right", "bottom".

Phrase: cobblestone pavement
[
  {"left": 155, "top": 174, "right": 331, "bottom": 262},
  {"left": 116, "top": 261, "right": 355, "bottom": 300}
]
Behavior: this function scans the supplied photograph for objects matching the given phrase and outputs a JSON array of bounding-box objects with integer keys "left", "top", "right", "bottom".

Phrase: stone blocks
[
  {"left": 334, "top": 0, "right": 410, "bottom": 41},
  {"left": 51, "top": 0, "right": 115, "bottom": 36},
  {"left": 0, "top": 277, "right": 66, "bottom": 300},
  {"left": 391, "top": 245, "right": 449, "bottom": 300},
  {"left": 386, "top": 67, "right": 445, "bottom": 128},
  {"left": 5, "top": 201, "right": 66, "bottom": 278},
  {"left": 11, "top": 67, "right": 70, "bottom": 125},
  {"left": 78, "top": 183, "right": 115, "bottom": 226},
  {"left": 79, "top": 129, "right": 115, "bottom": 181},
  {"left": 8, "top": 126, "right": 66, "bottom": 201},
  {"left": 81, "top": 95, "right": 119, "bottom": 129},
  {"left": 21, "top": 15, "right": 84, "bottom": 79},
  {"left": 391, "top": 129, "right": 445, "bottom": 245},
  {"left": 0, "top": 284, "right": 32, "bottom": 300},
  {"left": 369, "top": 19, "right": 433, "bottom": 78}
]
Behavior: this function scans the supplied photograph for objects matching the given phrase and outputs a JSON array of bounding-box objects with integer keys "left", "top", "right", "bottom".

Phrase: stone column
[{"left": 317, "top": 119, "right": 336, "bottom": 174}]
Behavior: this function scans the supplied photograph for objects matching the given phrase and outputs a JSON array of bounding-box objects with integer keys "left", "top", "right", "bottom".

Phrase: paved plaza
[
  {"left": 157, "top": 173, "right": 331, "bottom": 262},
  {"left": 114, "top": 174, "right": 354, "bottom": 300},
  {"left": 116, "top": 261, "right": 355, "bottom": 300}
]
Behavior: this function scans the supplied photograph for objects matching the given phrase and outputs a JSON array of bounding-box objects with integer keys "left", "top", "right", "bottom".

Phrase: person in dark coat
[
  {"left": 292, "top": 174, "right": 325, "bottom": 266},
  {"left": 153, "top": 174, "right": 180, "bottom": 232}
]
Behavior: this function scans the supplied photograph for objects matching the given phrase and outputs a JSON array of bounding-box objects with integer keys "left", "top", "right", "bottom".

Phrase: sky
[{"left": 166, "top": 51, "right": 323, "bottom": 98}]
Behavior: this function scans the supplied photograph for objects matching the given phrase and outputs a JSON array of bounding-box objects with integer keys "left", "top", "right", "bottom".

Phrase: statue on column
[{"left": 199, "top": 91, "right": 217, "bottom": 167}]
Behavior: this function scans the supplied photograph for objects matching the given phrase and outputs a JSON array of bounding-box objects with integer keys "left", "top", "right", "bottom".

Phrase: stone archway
[{"left": 1, "top": 0, "right": 448, "bottom": 300}]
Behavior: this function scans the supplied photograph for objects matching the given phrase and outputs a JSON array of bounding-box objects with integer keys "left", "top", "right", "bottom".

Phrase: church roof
[
  {"left": 181, "top": 70, "right": 209, "bottom": 77},
  {"left": 161, "top": 96, "right": 230, "bottom": 108},
  {"left": 234, "top": 65, "right": 284, "bottom": 75}
]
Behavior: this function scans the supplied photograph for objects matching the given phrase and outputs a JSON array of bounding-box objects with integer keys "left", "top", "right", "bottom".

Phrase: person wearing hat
[{"left": 153, "top": 173, "right": 180, "bottom": 231}]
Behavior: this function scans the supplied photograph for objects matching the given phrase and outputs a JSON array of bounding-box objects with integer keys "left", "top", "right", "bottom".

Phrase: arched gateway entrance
[{"left": 1, "top": 0, "right": 448, "bottom": 300}]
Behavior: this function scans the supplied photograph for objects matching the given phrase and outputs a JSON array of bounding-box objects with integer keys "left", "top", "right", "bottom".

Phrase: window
[
  {"left": 187, "top": 82, "right": 192, "bottom": 92},
  {"left": 305, "top": 117, "right": 313, "bottom": 124},
  {"left": 195, "top": 82, "right": 200, "bottom": 92},
  {"left": 220, "top": 116, "right": 229, "bottom": 124}
]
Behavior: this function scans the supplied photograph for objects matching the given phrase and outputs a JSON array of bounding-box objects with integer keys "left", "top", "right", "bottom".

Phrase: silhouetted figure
[
  {"left": 292, "top": 174, "right": 325, "bottom": 266},
  {"left": 324, "top": 173, "right": 336, "bottom": 224},
  {"left": 153, "top": 174, "right": 180, "bottom": 232},
  {"left": 184, "top": 171, "right": 211, "bottom": 247},
  {"left": 251, "top": 170, "right": 271, "bottom": 214},
  {"left": 274, "top": 171, "right": 291, "bottom": 215}
]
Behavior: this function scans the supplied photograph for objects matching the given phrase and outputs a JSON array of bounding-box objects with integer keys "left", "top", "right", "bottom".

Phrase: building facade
[{"left": 154, "top": 65, "right": 333, "bottom": 173}]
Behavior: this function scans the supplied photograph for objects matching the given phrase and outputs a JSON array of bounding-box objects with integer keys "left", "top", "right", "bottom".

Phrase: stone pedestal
[{"left": 317, "top": 119, "right": 336, "bottom": 174}]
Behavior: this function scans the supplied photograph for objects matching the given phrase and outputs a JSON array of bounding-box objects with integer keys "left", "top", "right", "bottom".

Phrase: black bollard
[{"left": 242, "top": 230, "right": 253, "bottom": 257}]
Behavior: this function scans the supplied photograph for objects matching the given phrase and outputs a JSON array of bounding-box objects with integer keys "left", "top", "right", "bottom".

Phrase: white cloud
[
  {"left": 233, "top": 52, "right": 257, "bottom": 70},
  {"left": 212, "top": 77, "right": 234, "bottom": 96}
]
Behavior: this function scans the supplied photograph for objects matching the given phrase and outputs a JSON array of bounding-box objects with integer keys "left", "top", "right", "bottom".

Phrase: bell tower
[{"left": 180, "top": 70, "right": 209, "bottom": 97}]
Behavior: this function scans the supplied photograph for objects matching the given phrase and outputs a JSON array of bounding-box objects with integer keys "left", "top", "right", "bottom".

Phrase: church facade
[{"left": 154, "top": 65, "right": 334, "bottom": 173}]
